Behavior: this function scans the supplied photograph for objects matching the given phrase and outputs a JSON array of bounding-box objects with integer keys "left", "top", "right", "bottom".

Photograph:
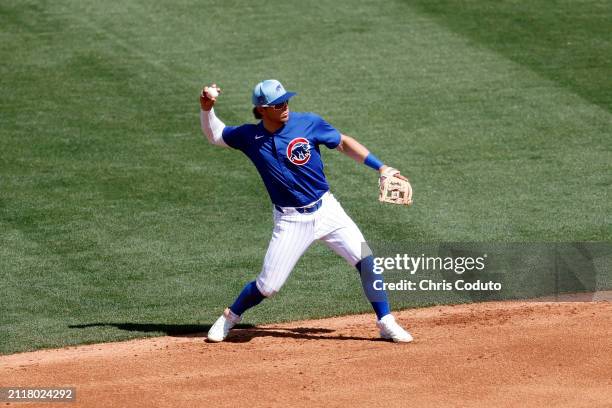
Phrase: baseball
[{"left": 206, "top": 87, "right": 219, "bottom": 98}]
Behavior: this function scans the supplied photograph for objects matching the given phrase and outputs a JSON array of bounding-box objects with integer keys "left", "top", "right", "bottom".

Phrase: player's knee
[
  {"left": 255, "top": 279, "right": 280, "bottom": 298},
  {"left": 262, "top": 288, "right": 278, "bottom": 297},
  {"left": 258, "top": 287, "right": 279, "bottom": 298},
  {"left": 356, "top": 254, "right": 375, "bottom": 275}
]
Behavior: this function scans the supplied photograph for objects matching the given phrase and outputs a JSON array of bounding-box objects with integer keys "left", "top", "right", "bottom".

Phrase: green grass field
[{"left": 1, "top": 0, "right": 610, "bottom": 354}]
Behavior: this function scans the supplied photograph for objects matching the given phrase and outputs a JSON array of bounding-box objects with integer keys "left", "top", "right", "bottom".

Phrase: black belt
[{"left": 275, "top": 198, "right": 323, "bottom": 214}]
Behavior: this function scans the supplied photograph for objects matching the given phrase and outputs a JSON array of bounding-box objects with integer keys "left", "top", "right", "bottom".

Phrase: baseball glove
[{"left": 379, "top": 167, "right": 413, "bottom": 206}]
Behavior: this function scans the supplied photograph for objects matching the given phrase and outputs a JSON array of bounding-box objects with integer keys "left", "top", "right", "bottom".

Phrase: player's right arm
[{"left": 199, "top": 85, "right": 229, "bottom": 148}]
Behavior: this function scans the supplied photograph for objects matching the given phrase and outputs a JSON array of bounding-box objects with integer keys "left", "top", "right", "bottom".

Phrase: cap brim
[{"left": 268, "top": 91, "right": 296, "bottom": 105}]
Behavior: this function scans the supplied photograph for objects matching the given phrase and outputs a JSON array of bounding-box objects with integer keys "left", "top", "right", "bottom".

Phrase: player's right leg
[
  {"left": 254, "top": 211, "right": 315, "bottom": 298},
  {"left": 207, "top": 210, "right": 314, "bottom": 342}
]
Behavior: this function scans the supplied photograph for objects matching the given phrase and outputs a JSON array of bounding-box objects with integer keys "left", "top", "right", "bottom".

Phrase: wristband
[{"left": 364, "top": 153, "right": 384, "bottom": 171}]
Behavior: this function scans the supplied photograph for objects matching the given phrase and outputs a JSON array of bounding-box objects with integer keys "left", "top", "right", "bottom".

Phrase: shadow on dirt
[{"left": 69, "top": 323, "right": 380, "bottom": 342}]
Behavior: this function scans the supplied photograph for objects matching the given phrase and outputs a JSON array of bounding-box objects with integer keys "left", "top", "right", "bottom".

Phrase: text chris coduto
[{"left": 371, "top": 254, "right": 502, "bottom": 292}]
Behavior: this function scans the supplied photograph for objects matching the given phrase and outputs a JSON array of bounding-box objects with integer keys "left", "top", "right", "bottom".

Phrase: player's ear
[{"left": 253, "top": 106, "right": 264, "bottom": 120}]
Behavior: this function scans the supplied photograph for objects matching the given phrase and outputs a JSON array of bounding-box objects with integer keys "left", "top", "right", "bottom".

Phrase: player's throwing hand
[{"left": 199, "top": 84, "right": 220, "bottom": 111}]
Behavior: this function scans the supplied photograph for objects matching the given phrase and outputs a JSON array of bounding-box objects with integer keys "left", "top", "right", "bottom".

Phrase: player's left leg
[
  {"left": 317, "top": 220, "right": 391, "bottom": 319},
  {"left": 315, "top": 193, "right": 413, "bottom": 343}
]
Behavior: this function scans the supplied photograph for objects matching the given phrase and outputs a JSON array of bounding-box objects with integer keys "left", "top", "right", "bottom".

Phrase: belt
[{"left": 274, "top": 197, "right": 324, "bottom": 214}]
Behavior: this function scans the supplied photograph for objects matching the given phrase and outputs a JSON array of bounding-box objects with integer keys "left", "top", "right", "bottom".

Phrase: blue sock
[
  {"left": 355, "top": 256, "right": 391, "bottom": 320},
  {"left": 229, "top": 280, "right": 266, "bottom": 316}
]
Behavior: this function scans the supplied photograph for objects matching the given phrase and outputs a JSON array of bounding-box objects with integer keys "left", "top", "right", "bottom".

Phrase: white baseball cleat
[
  {"left": 207, "top": 308, "right": 242, "bottom": 342},
  {"left": 377, "top": 314, "right": 413, "bottom": 343}
]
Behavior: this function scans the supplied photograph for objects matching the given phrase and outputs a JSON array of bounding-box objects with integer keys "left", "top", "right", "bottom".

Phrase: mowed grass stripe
[
  {"left": 409, "top": 0, "right": 612, "bottom": 113},
  {"left": 1, "top": 0, "right": 610, "bottom": 353}
]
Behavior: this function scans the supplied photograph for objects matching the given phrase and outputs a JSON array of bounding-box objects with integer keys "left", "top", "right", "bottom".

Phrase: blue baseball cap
[{"left": 252, "top": 79, "right": 297, "bottom": 106}]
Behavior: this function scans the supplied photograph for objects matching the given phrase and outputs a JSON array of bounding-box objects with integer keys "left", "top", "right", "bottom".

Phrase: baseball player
[{"left": 200, "top": 79, "right": 413, "bottom": 343}]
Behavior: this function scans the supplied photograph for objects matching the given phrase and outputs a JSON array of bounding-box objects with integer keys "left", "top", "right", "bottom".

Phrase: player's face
[{"left": 263, "top": 101, "right": 289, "bottom": 123}]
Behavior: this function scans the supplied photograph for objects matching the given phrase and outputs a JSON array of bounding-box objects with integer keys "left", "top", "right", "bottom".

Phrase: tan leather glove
[{"left": 379, "top": 167, "right": 413, "bottom": 206}]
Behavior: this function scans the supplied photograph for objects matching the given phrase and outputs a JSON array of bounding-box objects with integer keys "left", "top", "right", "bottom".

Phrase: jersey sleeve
[
  {"left": 311, "top": 114, "right": 341, "bottom": 149},
  {"left": 222, "top": 125, "right": 247, "bottom": 150}
]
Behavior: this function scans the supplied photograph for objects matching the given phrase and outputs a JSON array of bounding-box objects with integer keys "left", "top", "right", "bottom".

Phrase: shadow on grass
[{"left": 68, "top": 322, "right": 380, "bottom": 343}]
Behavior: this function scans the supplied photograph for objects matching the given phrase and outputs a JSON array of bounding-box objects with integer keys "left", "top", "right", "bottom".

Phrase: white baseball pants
[{"left": 255, "top": 192, "right": 372, "bottom": 297}]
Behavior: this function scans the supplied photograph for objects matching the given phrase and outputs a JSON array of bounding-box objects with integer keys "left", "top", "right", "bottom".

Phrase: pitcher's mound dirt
[{"left": 2, "top": 298, "right": 611, "bottom": 407}]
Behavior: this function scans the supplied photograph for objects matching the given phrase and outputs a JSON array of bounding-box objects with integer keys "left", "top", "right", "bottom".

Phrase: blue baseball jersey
[{"left": 222, "top": 112, "right": 341, "bottom": 207}]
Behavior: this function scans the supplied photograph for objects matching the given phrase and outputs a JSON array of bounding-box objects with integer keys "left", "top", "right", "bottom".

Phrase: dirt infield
[{"left": 2, "top": 298, "right": 611, "bottom": 407}]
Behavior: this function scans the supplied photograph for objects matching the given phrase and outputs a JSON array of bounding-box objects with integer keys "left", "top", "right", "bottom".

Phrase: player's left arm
[{"left": 336, "top": 134, "right": 407, "bottom": 180}]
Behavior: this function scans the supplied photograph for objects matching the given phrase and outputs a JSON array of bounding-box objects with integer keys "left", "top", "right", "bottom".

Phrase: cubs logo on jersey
[{"left": 286, "top": 137, "right": 311, "bottom": 166}]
